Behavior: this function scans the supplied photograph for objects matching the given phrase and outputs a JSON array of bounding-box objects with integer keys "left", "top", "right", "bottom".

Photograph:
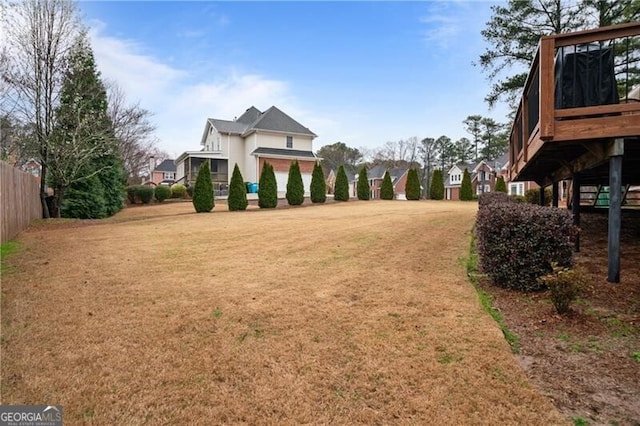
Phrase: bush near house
[
  {"left": 495, "top": 176, "right": 507, "bottom": 193},
  {"left": 228, "top": 163, "right": 248, "bottom": 211},
  {"left": 380, "top": 171, "right": 394, "bottom": 200},
  {"left": 334, "top": 165, "right": 349, "bottom": 201},
  {"left": 154, "top": 185, "right": 172, "bottom": 202},
  {"left": 460, "top": 169, "right": 473, "bottom": 201},
  {"left": 538, "top": 263, "right": 589, "bottom": 314},
  {"left": 286, "top": 161, "right": 305, "bottom": 206},
  {"left": 258, "top": 162, "right": 278, "bottom": 209},
  {"left": 430, "top": 169, "right": 444, "bottom": 200},
  {"left": 525, "top": 188, "right": 552, "bottom": 206},
  {"left": 475, "top": 194, "right": 578, "bottom": 291},
  {"left": 357, "top": 166, "right": 370, "bottom": 200},
  {"left": 406, "top": 168, "right": 421, "bottom": 200},
  {"left": 192, "top": 161, "right": 214, "bottom": 213},
  {"left": 171, "top": 183, "right": 187, "bottom": 199},
  {"left": 310, "top": 163, "right": 326, "bottom": 203}
]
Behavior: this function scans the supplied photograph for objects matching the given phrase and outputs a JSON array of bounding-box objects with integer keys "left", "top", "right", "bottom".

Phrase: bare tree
[
  {"left": 106, "top": 81, "right": 159, "bottom": 184},
  {"left": 419, "top": 137, "right": 438, "bottom": 198},
  {"left": 1, "top": 0, "right": 82, "bottom": 217}
]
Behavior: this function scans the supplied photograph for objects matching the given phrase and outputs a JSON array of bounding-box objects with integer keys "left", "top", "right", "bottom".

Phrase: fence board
[{"left": 1, "top": 161, "right": 42, "bottom": 244}]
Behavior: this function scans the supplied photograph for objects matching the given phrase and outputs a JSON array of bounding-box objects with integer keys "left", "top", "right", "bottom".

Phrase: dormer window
[{"left": 286, "top": 136, "right": 293, "bottom": 148}]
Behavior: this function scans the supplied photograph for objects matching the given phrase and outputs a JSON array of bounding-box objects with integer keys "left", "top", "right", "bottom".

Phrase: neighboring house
[
  {"left": 150, "top": 159, "right": 177, "bottom": 185},
  {"left": 350, "top": 165, "right": 409, "bottom": 199},
  {"left": 175, "top": 106, "right": 318, "bottom": 195},
  {"left": 444, "top": 154, "right": 510, "bottom": 200}
]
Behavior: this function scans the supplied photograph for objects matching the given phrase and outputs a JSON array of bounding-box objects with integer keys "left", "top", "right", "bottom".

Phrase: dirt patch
[
  {"left": 1, "top": 201, "right": 567, "bottom": 424},
  {"left": 479, "top": 210, "right": 640, "bottom": 425}
]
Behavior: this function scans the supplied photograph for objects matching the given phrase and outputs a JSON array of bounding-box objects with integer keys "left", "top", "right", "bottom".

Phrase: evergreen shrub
[{"left": 476, "top": 197, "right": 578, "bottom": 291}]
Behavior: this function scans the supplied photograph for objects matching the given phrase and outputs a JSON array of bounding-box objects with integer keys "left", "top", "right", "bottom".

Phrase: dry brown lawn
[{"left": 1, "top": 201, "right": 568, "bottom": 424}]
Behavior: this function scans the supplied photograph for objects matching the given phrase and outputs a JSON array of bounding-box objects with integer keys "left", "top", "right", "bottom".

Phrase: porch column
[
  {"left": 539, "top": 185, "right": 546, "bottom": 206},
  {"left": 552, "top": 181, "right": 559, "bottom": 207},
  {"left": 607, "top": 139, "right": 624, "bottom": 283},
  {"left": 572, "top": 173, "right": 581, "bottom": 252}
]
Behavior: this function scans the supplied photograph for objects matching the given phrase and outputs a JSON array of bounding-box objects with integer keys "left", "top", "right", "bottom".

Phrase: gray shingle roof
[
  {"left": 251, "top": 147, "right": 317, "bottom": 159},
  {"left": 209, "top": 106, "right": 316, "bottom": 137},
  {"left": 249, "top": 106, "right": 316, "bottom": 136},
  {"left": 154, "top": 159, "right": 176, "bottom": 172},
  {"left": 209, "top": 119, "right": 247, "bottom": 134}
]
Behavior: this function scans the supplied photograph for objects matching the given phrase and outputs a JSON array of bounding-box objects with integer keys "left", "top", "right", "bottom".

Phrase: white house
[{"left": 175, "top": 106, "right": 318, "bottom": 195}]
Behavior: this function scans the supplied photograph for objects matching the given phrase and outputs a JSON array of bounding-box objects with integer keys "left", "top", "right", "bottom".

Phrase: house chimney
[{"left": 149, "top": 156, "right": 155, "bottom": 177}]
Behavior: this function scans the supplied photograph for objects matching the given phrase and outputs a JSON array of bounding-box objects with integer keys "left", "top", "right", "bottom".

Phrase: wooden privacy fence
[{"left": 1, "top": 161, "right": 42, "bottom": 243}]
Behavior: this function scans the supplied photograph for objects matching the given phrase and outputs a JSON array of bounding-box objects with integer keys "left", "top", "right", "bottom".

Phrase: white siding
[
  {"left": 176, "top": 161, "right": 185, "bottom": 182},
  {"left": 227, "top": 134, "right": 245, "bottom": 182},
  {"left": 255, "top": 132, "right": 314, "bottom": 151}
]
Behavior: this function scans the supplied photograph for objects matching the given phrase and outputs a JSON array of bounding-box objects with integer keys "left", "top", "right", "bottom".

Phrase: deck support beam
[
  {"left": 572, "top": 173, "right": 581, "bottom": 252},
  {"left": 539, "top": 185, "right": 546, "bottom": 206},
  {"left": 552, "top": 181, "right": 559, "bottom": 207},
  {"left": 607, "top": 139, "right": 624, "bottom": 283}
]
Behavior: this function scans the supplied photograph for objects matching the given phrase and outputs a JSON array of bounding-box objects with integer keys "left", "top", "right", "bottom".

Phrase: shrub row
[
  {"left": 127, "top": 185, "right": 155, "bottom": 204},
  {"left": 475, "top": 192, "right": 578, "bottom": 291}
]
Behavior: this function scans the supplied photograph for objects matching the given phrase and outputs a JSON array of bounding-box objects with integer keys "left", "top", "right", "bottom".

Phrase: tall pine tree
[
  {"left": 51, "top": 34, "right": 124, "bottom": 218},
  {"left": 192, "top": 160, "right": 214, "bottom": 212}
]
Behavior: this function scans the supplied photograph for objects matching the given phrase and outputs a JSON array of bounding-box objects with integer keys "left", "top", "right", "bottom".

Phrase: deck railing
[{"left": 509, "top": 22, "right": 640, "bottom": 181}]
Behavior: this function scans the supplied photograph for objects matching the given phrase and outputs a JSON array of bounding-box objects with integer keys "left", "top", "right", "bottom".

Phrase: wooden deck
[{"left": 509, "top": 22, "right": 640, "bottom": 187}]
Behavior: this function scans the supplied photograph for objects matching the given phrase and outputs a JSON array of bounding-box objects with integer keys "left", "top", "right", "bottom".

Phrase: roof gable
[
  {"left": 154, "top": 159, "right": 176, "bottom": 172},
  {"left": 236, "top": 106, "right": 261, "bottom": 125},
  {"left": 247, "top": 106, "right": 316, "bottom": 137}
]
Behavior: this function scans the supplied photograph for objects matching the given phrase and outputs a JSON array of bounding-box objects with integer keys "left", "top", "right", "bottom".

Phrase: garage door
[{"left": 274, "top": 172, "right": 312, "bottom": 195}]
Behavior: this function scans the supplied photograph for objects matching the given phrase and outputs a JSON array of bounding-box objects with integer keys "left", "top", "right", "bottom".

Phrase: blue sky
[{"left": 80, "top": 1, "right": 509, "bottom": 158}]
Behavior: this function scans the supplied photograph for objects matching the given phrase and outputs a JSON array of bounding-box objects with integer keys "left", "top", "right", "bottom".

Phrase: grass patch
[
  {"left": 632, "top": 352, "right": 640, "bottom": 363},
  {"left": 1, "top": 240, "right": 20, "bottom": 273},
  {"left": 466, "top": 231, "right": 520, "bottom": 354}
]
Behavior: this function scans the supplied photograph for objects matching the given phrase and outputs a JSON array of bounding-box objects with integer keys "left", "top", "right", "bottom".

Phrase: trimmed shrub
[
  {"left": 286, "top": 161, "right": 305, "bottom": 206},
  {"left": 495, "top": 176, "right": 507, "bottom": 193},
  {"left": 539, "top": 264, "right": 589, "bottom": 314},
  {"left": 186, "top": 185, "right": 194, "bottom": 198},
  {"left": 478, "top": 191, "right": 511, "bottom": 208},
  {"left": 228, "top": 163, "right": 248, "bottom": 211},
  {"left": 380, "top": 171, "right": 394, "bottom": 200},
  {"left": 430, "top": 169, "right": 444, "bottom": 200},
  {"left": 406, "top": 168, "right": 421, "bottom": 200},
  {"left": 192, "top": 161, "right": 214, "bottom": 213},
  {"left": 126, "top": 185, "right": 138, "bottom": 204},
  {"left": 138, "top": 185, "right": 155, "bottom": 204},
  {"left": 258, "top": 162, "right": 278, "bottom": 208},
  {"left": 476, "top": 199, "right": 578, "bottom": 291},
  {"left": 154, "top": 185, "right": 172, "bottom": 202},
  {"left": 510, "top": 195, "right": 526, "bottom": 203},
  {"left": 357, "top": 166, "right": 370, "bottom": 200},
  {"left": 525, "top": 187, "right": 552, "bottom": 205},
  {"left": 171, "top": 183, "right": 187, "bottom": 199},
  {"left": 460, "top": 168, "right": 473, "bottom": 201},
  {"left": 334, "top": 165, "right": 349, "bottom": 201},
  {"left": 310, "top": 163, "right": 326, "bottom": 203}
]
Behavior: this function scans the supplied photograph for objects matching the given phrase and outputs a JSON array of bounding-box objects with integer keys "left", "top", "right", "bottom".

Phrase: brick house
[
  {"left": 175, "top": 106, "right": 318, "bottom": 195},
  {"left": 149, "top": 159, "right": 177, "bottom": 185},
  {"left": 349, "top": 165, "right": 409, "bottom": 199}
]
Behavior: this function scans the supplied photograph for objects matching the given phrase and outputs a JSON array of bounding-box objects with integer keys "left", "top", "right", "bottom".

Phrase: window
[
  {"left": 509, "top": 183, "right": 524, "bottom": 196},
  {"left": 163, "top": 172, "right": 175, "bottom": 180},
  {"left": 286, "top": 136, "right": 293, "bottom": 148}
]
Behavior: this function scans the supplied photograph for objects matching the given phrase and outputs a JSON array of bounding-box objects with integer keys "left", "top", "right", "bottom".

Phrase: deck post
[
  {"left": 539, "top": 185, "right": 546, "bottom": 206},
  {"left": 572, "top": 173, "right": 581, "bottom": 252},
  {"left": 552, "top": 181, "right": 559, "bottom": 207},
  {"left": 607, "top": 139, "right": 624, "bottom": 283}
]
